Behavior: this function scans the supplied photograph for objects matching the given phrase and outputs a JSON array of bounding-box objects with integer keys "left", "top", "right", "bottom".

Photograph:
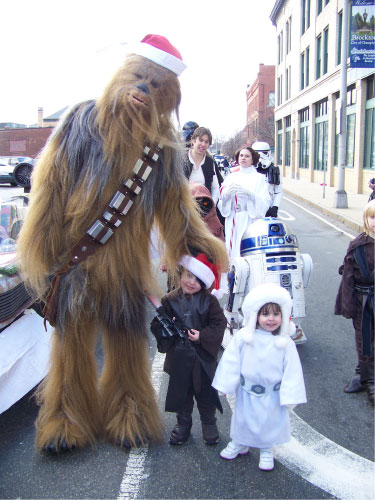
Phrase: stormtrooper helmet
[{"left": 252, "top": 141, "right": 274, "bottom": 169}]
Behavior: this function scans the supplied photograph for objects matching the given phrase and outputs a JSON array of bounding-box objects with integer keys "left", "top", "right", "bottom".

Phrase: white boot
[
  {"left": 259, "top": 448, "right": 274, "bottom": 470},
  {"left": 220, "top": 441, "right": 249, "bottom": 460}
]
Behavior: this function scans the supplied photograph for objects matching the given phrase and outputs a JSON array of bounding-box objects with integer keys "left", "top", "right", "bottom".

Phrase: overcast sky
[{"left": 1, "top": 0, "right": 277, "bottom": 139}]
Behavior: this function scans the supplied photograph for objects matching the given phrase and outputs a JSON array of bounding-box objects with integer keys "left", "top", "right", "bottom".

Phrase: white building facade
[{"left": 270, "top": 0, "right": 375, "bottom": 194}]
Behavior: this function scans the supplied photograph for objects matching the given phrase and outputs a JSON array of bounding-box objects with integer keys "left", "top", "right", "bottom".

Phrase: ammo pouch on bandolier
[{"left": 267, "top": 164, "right": 280, "bottom": 185}]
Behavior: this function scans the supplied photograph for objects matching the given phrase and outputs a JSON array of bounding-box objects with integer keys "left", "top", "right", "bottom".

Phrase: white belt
[{"left": 240, "top": 376, "right": 281, "bottom": 397}]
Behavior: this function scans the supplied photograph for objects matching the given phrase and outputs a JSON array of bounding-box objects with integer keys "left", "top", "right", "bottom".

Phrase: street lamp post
[{"left": 334, "top": 0, "right": 349, "bottom": 208}]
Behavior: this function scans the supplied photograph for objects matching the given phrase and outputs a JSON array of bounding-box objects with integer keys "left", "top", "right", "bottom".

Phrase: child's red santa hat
[
  {"left": 129, "top": 34, "right": 186, "bottom": 76},
  {"left": 240, "top": 283, "right": 295, "bottom": 349},
  {"left": 179, "top": 253, "right": 220, "bottom": 291}
]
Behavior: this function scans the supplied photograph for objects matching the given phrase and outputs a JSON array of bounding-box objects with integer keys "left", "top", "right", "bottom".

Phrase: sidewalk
[{"left": 281, "top": 177, "right": 369, "bottom": 234}]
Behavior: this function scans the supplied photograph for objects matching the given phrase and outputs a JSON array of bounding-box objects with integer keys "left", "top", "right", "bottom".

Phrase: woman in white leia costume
[{"left": 217, "top": 147, "right": 270, "bottom": 258}]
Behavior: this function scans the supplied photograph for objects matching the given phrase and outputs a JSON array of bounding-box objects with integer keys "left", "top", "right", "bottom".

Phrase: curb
[{"left": 283, "top": 188, "right": 364, "bottom": 234}]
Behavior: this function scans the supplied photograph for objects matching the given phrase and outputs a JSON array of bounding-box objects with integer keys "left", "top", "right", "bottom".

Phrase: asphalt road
[{"left": 0, "top": 189, "right": 373, "bottom": 500}]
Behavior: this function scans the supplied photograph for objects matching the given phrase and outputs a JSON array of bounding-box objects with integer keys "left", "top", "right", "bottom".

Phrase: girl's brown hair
[{"left": 257, "top": 302, "right": 282, "bottom": 335}]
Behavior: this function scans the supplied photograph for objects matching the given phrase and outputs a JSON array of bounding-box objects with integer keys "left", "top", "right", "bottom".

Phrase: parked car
[
  {"left": 0, "top": 194, "right": 52, "bottom": 414},
  {"left": 0, "top": 162, "right": 18, "bottom": 187},
  {"left": 0, "top": 157, "right": 34, "bottom": 189}
]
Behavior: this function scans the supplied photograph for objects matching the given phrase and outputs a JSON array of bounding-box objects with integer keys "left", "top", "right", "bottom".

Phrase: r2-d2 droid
[{"left": 223, "top": 217, "right": 313, "bottom": 348}]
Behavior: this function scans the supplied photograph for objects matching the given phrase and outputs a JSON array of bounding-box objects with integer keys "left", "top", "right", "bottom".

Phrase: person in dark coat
[
  {"left": 335, "top": 200, "right": 375, "bottom": 406},
  {"left": 151, "top": 252, "right": 226, "bottom": 445}
]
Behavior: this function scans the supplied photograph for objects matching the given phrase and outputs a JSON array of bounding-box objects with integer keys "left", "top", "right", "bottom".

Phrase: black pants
[{"left": 178, "top": 370, "right": 217, "bottom": 425}]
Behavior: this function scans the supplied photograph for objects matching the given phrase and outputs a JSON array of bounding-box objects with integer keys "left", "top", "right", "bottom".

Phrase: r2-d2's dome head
[
  {"left": 240, "top": 218, "right": 299, "bottom": 257},
  {"left": 252, "top": 141, "right": 274, "bottom": 169}
]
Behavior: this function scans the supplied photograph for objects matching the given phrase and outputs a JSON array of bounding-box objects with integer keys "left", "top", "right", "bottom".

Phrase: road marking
[
  {"left": 117, "top": 351, "right": 165, "bottom": 500},
  {"left": 226, "top": 395, "right": 374, "bottom": 500},
  {"left": 277, "top": 209, "right": 295, "bottom": 221},
  {"left": 284, "top": 196, "right": 355, "bottom": 239}
]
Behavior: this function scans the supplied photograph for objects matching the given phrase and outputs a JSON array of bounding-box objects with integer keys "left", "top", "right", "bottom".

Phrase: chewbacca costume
[{"left": 17, "top": 35, "right": 228, "bottom": 453}]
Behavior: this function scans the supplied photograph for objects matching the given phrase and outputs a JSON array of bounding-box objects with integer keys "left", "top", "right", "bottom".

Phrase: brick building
[
  {"left": 0, "top": 127, "right": 54, "bottom": 159},
  {"left": 245, "top": 64, "right": 276, "bottom": 147}
]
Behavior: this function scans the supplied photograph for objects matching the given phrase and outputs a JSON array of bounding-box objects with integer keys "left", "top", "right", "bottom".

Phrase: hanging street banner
[{"left": 350, "top": 0, "right": 375, "bottom": 68}]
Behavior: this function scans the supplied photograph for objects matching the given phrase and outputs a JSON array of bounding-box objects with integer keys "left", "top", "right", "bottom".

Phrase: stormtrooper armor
[
  {"left": 223, "top": 217, "right": 313, "bottom": 348},
  {"left": 252, "top": 141, "right": 282, "bottom": 218}
]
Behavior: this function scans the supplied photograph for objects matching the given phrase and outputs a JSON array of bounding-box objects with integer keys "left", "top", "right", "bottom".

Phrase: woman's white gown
[{"left": 217, "top": 166, "right": 270, "bottom": 258}]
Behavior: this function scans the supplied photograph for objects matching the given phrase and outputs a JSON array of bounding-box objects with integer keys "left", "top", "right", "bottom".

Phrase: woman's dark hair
[
  {"left": 191, "top": 126, "right": 212, "bottom": 145},
  {"left": 256, "top": 302, "right": 282, "bottom": 335},
  {"left": 234, "top": 146, "right": 260, "bottom": 165}
]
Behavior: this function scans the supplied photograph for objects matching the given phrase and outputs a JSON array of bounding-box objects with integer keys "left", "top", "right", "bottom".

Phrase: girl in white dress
[
  {"left": 217, "top": 147, "right": 270, "bottom": 258},
  {"left": 212, "top": 283, "right": 306, "bottom": 470}
]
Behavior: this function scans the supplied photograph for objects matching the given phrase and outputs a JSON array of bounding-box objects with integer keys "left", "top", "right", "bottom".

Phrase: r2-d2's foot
[{"left": 290, "top": 326, "right": 307, "bottom": 344}]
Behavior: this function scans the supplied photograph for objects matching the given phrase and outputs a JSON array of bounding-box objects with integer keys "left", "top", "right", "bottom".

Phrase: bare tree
[
  {"left": 246, "top": 115, "right": 275, "bottom": 147},
  {"left": 221, "top": 130, "right": 246, "bottom": 158}
]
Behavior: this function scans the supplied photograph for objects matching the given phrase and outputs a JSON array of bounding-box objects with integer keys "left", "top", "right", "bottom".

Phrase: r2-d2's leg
[{"left": 222, "top": 258, "right": 250, "bottom": 349}]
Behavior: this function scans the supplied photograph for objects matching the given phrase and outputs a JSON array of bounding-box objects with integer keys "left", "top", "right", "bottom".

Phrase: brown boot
[
  {"left": 202, "top": 422, "right": 219, "bottom": 445},
  {"left": 344, "top": 375, "right": 366, "bottom": 393},
  {"left": 365, "top": 383, "right": 375, "bottom": 406},
  {"left": 169, "top": 412, "right": 192, "bottom": 445}
]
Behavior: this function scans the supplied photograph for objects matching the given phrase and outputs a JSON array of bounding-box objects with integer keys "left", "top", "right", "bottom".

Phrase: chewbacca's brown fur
[{"left": 17, "top": 54, "right": 228, "bottom": 453}]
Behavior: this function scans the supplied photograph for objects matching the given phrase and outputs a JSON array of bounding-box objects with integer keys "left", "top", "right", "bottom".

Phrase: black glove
[{"left": 266, "top": 206, "right": 278, "bottom": 218}]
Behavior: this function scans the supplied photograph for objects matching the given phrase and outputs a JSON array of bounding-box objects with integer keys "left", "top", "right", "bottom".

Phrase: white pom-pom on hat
[{"left": 241, "top": 283, "right": 293, "bottom": 348}]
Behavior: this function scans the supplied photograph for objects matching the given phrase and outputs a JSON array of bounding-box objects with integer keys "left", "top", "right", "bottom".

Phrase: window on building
[
  {"left": 346, "top": 112, "right": 356, "bottom": 168},
  {"left": 314, "top": 98, "right": 328, "bottom": 171},
  {"left": 286, "top": 67, "right": 289, "bottom": 100},
  {"left": 367, "top": 74, "right": 375, "bottom": 100},
  {"left": 269, "top": 91, "right": 275, "bottom": 107},
  {"left": 302, "top": 0, "right": 311, "bottom": 34},
  {"left": 286, "top": 17, "right": 292, "bottom": 54},
  {"left": 284, "top": 116, "right": 291, "bottom": 166},
  {"left": 323, "top": 27, "right": 329, "bottom": 75},
  {"left": 306, "top": 46, "right": 310, "bottom": 86},
  {"left": 364, "top": 98, "right": 375, "bottom": 170},
  {"left": 277, "top": 76, "right": 283, "bottom": 106},
  {"left": 334, "top": 90, "right": 357, "bottom": 168},
  {"left": 278, "top": 31, "right": 283, "bottom": 64},
  {"left": 347, "top": 85, "right": 356, "bottom": 105},
  {"left": 316, "top": 34, "right": 322, "bottom": 79},
  {"left": 299, "top": 107, "right": 310, "bottom": 169},
  {"left": 337, "top": 10, "right": 342, "bottom": 65},
  {"left": 318, "top": 0, "right": 330, "bottom": 14},
  {"left": 277, "top": 120, "right": 283, "bottom": 164},
  {"left": 300, "top": 47, "right": 310, "bottom": 90}
]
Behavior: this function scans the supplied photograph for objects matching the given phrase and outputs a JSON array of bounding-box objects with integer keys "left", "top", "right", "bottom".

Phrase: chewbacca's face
[{"left": 119, "top": 55, "right": 181, "bottom": 118}]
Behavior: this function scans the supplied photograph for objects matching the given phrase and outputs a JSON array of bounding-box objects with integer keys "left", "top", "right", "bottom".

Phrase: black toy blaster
[{"left": 147, "top": 294, "right": 189, "bottom": 340}]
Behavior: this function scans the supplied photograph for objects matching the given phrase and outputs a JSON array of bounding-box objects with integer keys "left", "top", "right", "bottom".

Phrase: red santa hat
[
  {"left": 240, "top": 282, "right": 296, "bottom": 349},
  {"left": 129, "top": 34, "right": 186, "bottom": 76},
  {"left": 179, "top": 253, "right": 220, "bottom": 290}
]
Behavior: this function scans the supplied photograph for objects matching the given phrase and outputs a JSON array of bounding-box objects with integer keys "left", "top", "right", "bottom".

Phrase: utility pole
[{"left": 334, "top": 0, "right": 349, "bottom": 208}]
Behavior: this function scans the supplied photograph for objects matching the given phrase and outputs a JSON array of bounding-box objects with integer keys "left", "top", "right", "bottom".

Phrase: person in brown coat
[
  {"left": 151, "top": 252, "right": 226, "bottom": 445},
  {"left": 335, "top": 200, "right": 375, "bottom": 406}
]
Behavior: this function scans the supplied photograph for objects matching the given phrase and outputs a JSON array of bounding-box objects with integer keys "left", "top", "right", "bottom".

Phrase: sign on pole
[{"left": 350, "top": 0, "right": 375, "bottom": 68}]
